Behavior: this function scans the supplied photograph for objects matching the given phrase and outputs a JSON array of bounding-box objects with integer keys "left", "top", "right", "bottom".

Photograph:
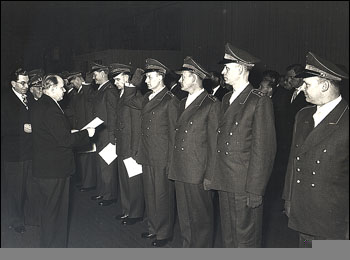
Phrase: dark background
[{"left": 1, "top": 1, "right": 349, "bottom": 84}]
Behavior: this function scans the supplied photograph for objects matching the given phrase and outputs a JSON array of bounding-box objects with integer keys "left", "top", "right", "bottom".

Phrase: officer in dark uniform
[
  {"left": 124, "top": 58, "right": 179, "bottom": 247},
  {"left": 90, "top": 63, "right": 119, "bottom": 206},
  {"left": 283, "top": 52, "right": 349, "bottom": 247},
  {"left": 109, "top": 63, "right": 144, "bottom": 225},
  {"left": 168, "top": 56, "right": 221, "bottom": 248},
  {"left": 207, "top": 43, "right": 277, "bottom": 248}
]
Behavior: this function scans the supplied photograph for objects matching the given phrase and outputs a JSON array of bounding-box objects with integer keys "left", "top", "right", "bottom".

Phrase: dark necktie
[{"left": 22, "top": 94, "right": 28, "bottom": 108}]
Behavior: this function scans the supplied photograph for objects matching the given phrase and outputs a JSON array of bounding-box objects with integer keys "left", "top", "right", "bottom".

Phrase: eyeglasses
[{"left": 16, "top": 81, "right": 29, "bottom": 86}]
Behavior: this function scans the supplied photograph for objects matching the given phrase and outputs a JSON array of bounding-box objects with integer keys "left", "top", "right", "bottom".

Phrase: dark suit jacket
[
  {"left": 91, "top": 81, "right": 119, "bottom": 151},
  {"left": 168, "top": 90, "right": 220, "bottom": 184},
  {"left": 1, "top": 89, "right": 32, "bottom": 162},
  {"left": 208, "top": 85, "right": 277, "bottom": 195},
  {"left": 125, "top": 87, "right": 179, "bottom": 168},
  {"left": 31, "top": 94, "right": 90, "bottom": 178},
  {"left": 115, "top": 88, "right": 141, "bottom": 159},
  {"left": 283, "top": 99, "right": 349, "bottom": 239}
]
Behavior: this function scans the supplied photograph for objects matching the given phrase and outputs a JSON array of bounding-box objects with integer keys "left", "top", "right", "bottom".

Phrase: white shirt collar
[
  {"left": 149, "top": 86, "right": 166, "bottom": 101},
  {"left": 12, "top": 88, "right": 28, "bottom": 108},
  {"left": 185, "top": 88, "right": 205, "bottom": 109},
  {"left": 212, "top": 85, "right": 220, "bottom": 95},
  {"left": 313, "top": 95, "right": 342, "bottom": 127},
  {"left": 120, "top": 88, "right": 124, "bottom": 98},
  {"left": 77, "top": 85, "right": 83, "bottom": 93},
  {"left": 229, "top": 82, "right": 249, "bottom": 105},
  {"left": 98, "top": 80, "right": 109, "bottom": 91}
]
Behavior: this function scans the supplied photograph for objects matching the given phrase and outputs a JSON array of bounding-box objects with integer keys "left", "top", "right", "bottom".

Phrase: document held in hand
[
  {"left": 81, "top": 117, "right": 104, "bottom": 130},
  {"left": 123, "top": 157, "right": 142, "bottom": 178},
  {"left": 98, "top": 143, "right": 117, "bottom": 165}
]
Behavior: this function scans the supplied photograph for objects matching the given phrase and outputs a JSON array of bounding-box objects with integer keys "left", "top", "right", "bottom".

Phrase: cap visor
[
  {"left": 295, "top": 69, "right": 321, "bottom": 78},
  {"left": 218, "top": 58, "right": 236, "bottom": 64}
]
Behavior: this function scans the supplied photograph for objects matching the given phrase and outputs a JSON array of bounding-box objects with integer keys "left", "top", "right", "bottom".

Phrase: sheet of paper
[
  {"left": 78, "top": 143, "right": 97, "bottom": 154},
  {"left": 98, "top": 143, "right": 117, "bottom": 165},
  {"left": 81, "top": 117, "right": 104, "bottom": 130},
  {"left": 71, "top": 129, "right": 79, "bottom": 133},
  {"left": 123, "top": 157, "right": 142, "bottom": 178}
]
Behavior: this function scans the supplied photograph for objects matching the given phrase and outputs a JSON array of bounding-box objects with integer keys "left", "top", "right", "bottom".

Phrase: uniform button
[
  {"left": 181, "top": 147, "right": 184, "bottom": 151},
  {"left": 174, "top": 145, "right": 177, "bottom": 149},
  {"left": 312, "top": 171, "right": 316, "bottom": 175},
  {"left": 295, "top": 144, "right": 299, "bottom": 148},
  {"left": 229, "top": 132, "right": 233, "bottom": 136},
  {"left": 149, "top": 119, "right": 152, "bottom": 122},
  {"left": 316, "top": 160, "right": 320, "bottom": 164},
  {"left": 323, "top": 149, "right": 327, "bottom": 153},
  {"left": 225, "top": 152, "right": 229, "bottom": 155},
  {"left": 184, "top": 130, "right": 188, "bottom": 133},
  {"left": 311, "top": 183, "right": 315, "bottom": 187},
  {"left": 226, "top": 142, "right": 229, "bottom": 145},
  {"left": 175, "top": 128, "right": 178, "bottom": 131},
  {"left": 218, "top": 129, "right": 221, "bottom": 134},
  {"left": 141, "top": 133, "right": 144, "bottom": 136},
  {"left": 217, "top": 150, "right": 221, "bottom": 153},
  {"left": 235, "top": 122, "right": 238, "bottom": 125},
  {"left": 152, "top": 112, "right": 155, "bottom": 114},
  {"left": 182, "top": 139, "right": 185, "bottom": 142},
  {"left": 190, "top": 121, "right": 193, "bottom": 125},
  {"left": 296, "top": 168, "right": 301, "bottom": 172},
  {"left": 147, "top": 127, "right": 150, "bottom": 130},
  {"left": 296, "top": 156, "right": 300, "bottom": 161},
  {"left": 296, "top": 180, "right": 301, "bottom": 183}
]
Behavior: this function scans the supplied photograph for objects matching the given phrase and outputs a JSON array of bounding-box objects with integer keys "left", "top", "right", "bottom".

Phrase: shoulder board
[
  {"left": 208, "top": 94, "right": 218, "bottom": 102},
  {"left": 251, "top": 89, "right": 265, "bottom": 97},
  {"left": 165, "top": 91, "right": 175, "bottom": 97}
]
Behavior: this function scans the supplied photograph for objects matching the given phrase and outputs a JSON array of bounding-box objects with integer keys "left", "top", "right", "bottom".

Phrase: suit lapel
[
  {"left": 298, "top": 100, "right": 348, "bottom": 154},
  {"left": 177, "top": 90, "right": 207, "bottom": 124}
]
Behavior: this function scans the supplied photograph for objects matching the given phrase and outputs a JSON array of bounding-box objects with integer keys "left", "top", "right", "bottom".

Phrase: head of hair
[
  {"left": 286, "top": 64, "right": 304, "bottom": 75},
  {"left": 42, "top": 75, "right": 60, "bottom": 90},
  {"left": 262, "top": 70, "right": 280, "bottom": 88},
  {"left": 10, "top": 68, "right": 28, "bottom": 81}
]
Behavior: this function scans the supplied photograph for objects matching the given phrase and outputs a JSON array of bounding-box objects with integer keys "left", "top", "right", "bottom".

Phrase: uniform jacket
[
  {"left": 168, "top": 90, "right": 220, "bottom": 184},
  {"left": 71, "top": 83, "right": 95, "bottom": 130},
  {"left": 208, "top": 84, "right": 277, "bottom": 195},
  {"left": 59, "top": 88, "right": 77, "bottom": 127},
  {"left": 1, "top": 89, "right": 32, "bottom": 161},
  {"left": 283, "top": 99, "right": 349, "bottom": 239},
  {"left": 31, "top": 94, "right": 90, "bottom": 178},
  {"left": 91, "top": 81, "right": 119, "bottom": 151},
  {"left": 213, "top": 86, "right": 229, "bottom": 101},
  {"left": 125, "top": 87, "right": 179, "bottom": 168},
  {"left": 115, "top": 87, "right": 141, "bottom": 159}
]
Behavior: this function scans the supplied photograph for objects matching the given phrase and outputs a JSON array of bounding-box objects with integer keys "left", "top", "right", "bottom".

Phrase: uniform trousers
[
  {"left": 36, "top": 176, "right": 70, "bottom": 248},
  {"left": 24, "top": 163, "right": 41, "bottom": 226},
  {"left": 4, "top": 160, "right": 31, "bottom": 228},
  {"left": 76, "top": 152, "right": 98, "bottom": 189},
  {"left": 175, "top": 181, "right": 214, "bottom": 248},
  {"left": 218, "top": 191, "right": 263, "bottom": 248},
  {"left": 118, "top": 157, "right": 144, "bottom": 218},
  {"left": 96, "top": 156, "right": 118, "bottom": 200},
  {"left": 142, "top": 165, "right": 175, "bottom": 240}
]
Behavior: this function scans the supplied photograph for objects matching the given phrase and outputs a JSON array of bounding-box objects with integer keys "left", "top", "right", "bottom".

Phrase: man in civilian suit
[
  {"left": 283, "top": 52, "right": 349, "bottom": 247},
  {"left": 31, "top": 75, "right": 95, "bottom": 247},
  {"left": 125, "top": 58, "right": 179, "bottom": 247},
  {"left": 109, "top": 63, "right": 144, "bottom": 225},
  {"left": 1, "top": 68, "right": 32, "bottom": 234},
  {"left": 168, "top": 57, "right": 221, "bottom": 247},
  {"left": 207, "top": 43, "right": 277, "bottom": 247},
  {"left": 90, "top": 63, "right": 119, "bottom": 206},
  {"left": 67, "top": 72, "right": 98, "bottom": 192}
]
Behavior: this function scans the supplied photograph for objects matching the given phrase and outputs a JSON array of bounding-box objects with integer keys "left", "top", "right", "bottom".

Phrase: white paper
[
  {"left": 81, "top": 117, "right": 104, "bottom": 130},
  {"left": 123, "top": 157, "right": 142, "bottom": 178},
  {"left": 98, "top": 143, "right": 117, "bottom": 165},
  {"left": 71, "top": 129, "right": 79, "bottom": 133},
  {"left": 78, "top": 143, "right": 97, "bottom": 154}
]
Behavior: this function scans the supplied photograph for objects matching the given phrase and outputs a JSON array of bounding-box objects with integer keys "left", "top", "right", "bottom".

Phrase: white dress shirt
[
  {"left": 149, "top": 86, "right": 166, "bottom": 101},
  {"left": 313, "top": 95, "right": 342, "bottom": 127},
  {"left": 12, "top": 88, "right": 28, "bottom": 109},
  {"left": 185, "top": 88, "right": 204, "bottom": 109},
  {"left": 229, "top": 82, "right": 249, "bottom": 105}
]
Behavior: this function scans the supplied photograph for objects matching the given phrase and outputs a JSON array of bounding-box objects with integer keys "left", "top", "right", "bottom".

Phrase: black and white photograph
[{"left": 1, "top": 1, "right": 349, "bottom": 259}]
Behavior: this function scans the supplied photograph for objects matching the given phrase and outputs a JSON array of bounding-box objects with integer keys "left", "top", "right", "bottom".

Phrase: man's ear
[
  {"left": 11, "top": 81, "right": 16, "bottom": 88},
  {"left": 321, "top": 80, "right": 330, "bottom": 92}
]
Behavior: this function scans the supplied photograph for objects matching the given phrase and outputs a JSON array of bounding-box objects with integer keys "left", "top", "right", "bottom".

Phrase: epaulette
[
  {"left": 251, "top": 89, "right": 265, "bottom": 97},
  {"left": 166, "top": 91, "right": 175, "bottom": 97},
  {"left": 208, "top": 94, "right": 218, "bottom": 102}
]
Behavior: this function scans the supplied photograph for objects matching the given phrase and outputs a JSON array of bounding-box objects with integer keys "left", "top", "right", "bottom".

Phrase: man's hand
[
  {"left": 246, "top": 193, "right": 263, "bottom": 208},
  {"left": 86, "top": 128, "right": 95, "bottom": 137},
  {"left": 24, "top": 124, "right": 32, "bottom": 133}
]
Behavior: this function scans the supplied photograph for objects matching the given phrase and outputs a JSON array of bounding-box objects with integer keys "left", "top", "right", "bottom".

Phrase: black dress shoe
[
  {"left": 121, "top": 217, "right": 142, "bottom": 225},
  {"left": 152, "top": 238, "right": 168, "bottom": 247},
  {"left": 80, "top": 186, "right": 96, "bottom": 192},
  {"left": 91, "top": 195, "right": 103, "bottom": 200},
  {"left": 12, "top": 225, "right": 26, "bottom": 234},
  {"left": 141, "top": 232, "right": 156, "bottom": 239},
  {"left": 98, "top": 199, "right": 116, "bottom": 206},
  {"left": 115, "top": 214, "right": 129, "bottom": 220}
]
